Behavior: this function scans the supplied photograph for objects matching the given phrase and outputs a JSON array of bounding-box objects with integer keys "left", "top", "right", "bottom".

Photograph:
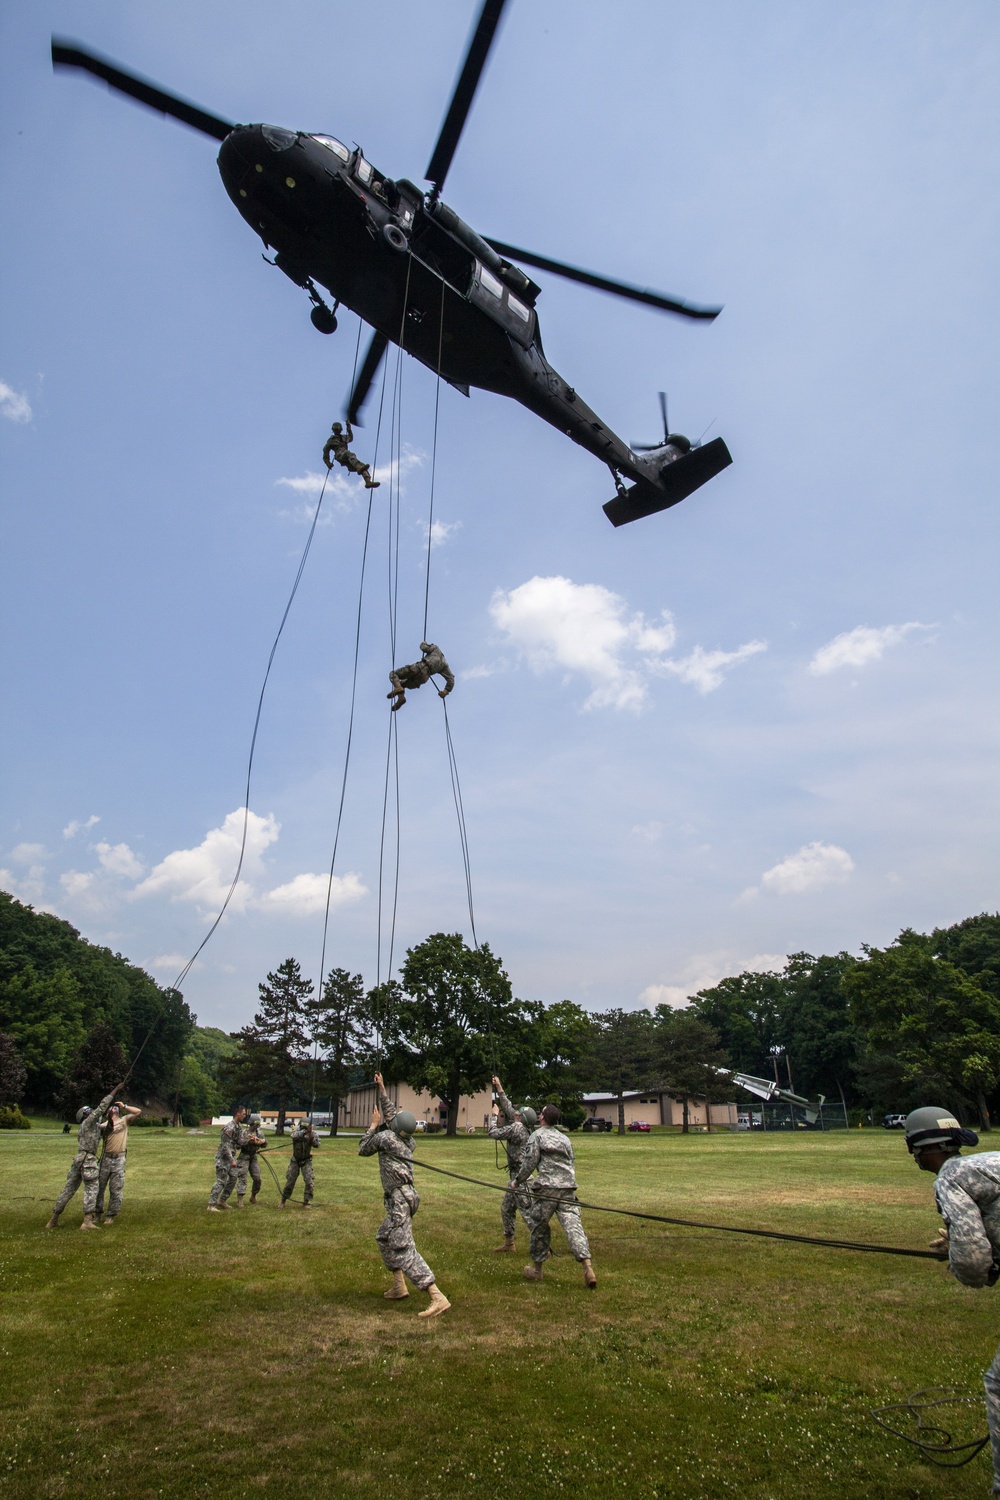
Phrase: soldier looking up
[
  {"left": 46, "top": 1084, "right": 122, "bottom": 1231},
  {"left": 358, "top": 1072, "right": 450, "bottom": 1317},
  {"left": 387, "top": 642, "right": 455, "bottom": 712},
  {"left": 95, "top": 1099, "right": 142, "bottom": 1224},
  {"left": 207, "top": 1105, "right": 247, "bottom": 1212},
  {"left": 280, "top": 1117, "right": 320, "bottom": 1208},
  {"left": 487, "top": 1073, "right": 537, "bottom": 1254},
  {"left": 236, "top": 1112, "right": 267, "bottom": 1207},
  {"left": 904, "top": 1106, "right": 1000, "bottom": 1488},
  {"left": 513, "top": 1103, "right": 597, "bottom": 1290},
  {"left": 323, "top": 420, "right": 380, "bottom": 488}
]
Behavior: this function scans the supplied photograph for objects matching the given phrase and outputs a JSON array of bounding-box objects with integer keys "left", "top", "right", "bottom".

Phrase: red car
[{"left": 627, "top": 1120, "right": 651, "bottom": 1132}]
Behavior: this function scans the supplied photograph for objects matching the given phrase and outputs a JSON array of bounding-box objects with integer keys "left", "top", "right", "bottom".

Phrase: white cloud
[
  {"left": 0, "top": 865, "right": 46, "bottom": 904},
  {"left": 149, "top": 953, "right": 200, "bottom": 975},
  {"left": 631, "top": 820, "right": 663, "bottom": 843},
  {"left": 0, "top": 380, "right": 32, "bottom": 423},
  {"left": 741, "top": 841, "right": 855, "bottom": 900},
  {"left": 95, "top": 841, "right": 145, "bottom": 879},
  {"left": 63, "top": 815, "right": 100, "bottom": 840},
  {"left": 133, "top": 809, "right": 279, "bottom": 910},
  {"left": 10, "top": 842, "right": 47, "bottom": 865},
  {"left": 60, "top": 870, "right": 95, "bottom": 898},
  {"left": 809, "top": 622, "right": 934, "bottom": 675},
  {"left": 490, "top": 576, "right": 765, "bottom": 711},
  {"left": 275, "top": 468, "right": 353, "bottom": 521},
  {"left": 639, "top": 951, "right": 787, "bottom": 1009},
  {"left": 427, "top": 519, "right": 460, "bottom": 548},
  {"left": 255, "top": 871, "right": 367, "bottom": 917},
  {"left": 462, "top": 664, "right": 496, "bottom": 681}
]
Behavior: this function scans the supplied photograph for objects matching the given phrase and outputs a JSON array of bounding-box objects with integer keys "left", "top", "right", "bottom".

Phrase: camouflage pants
[
  {"left": 96, "top": 1153, "right": 127, "bottom": 1219},
  {"left": 983, "top": 1342, "right": 1000, "bottom": 1492},
  {"left": 235, "top": 1154, "right": 262, "bottom": 1198},
  {"left": 52, "top": 1151, "right": 99, "bottom": 1218},
  {"left": 283, "top": 1157, "right": 315, "bottom": 1204},
  {"left": 501, "top": 1180, "right": 533, "bottom": 1238},
  {"left": 209, "top": 1159, "right": 238, "bottom": 1206},
  {"left": 375, "top": 1186, "right": 435, "bottom": 1290},
  {"left": 527, "top": 1188, "right": 591, "bottom": 1264}
]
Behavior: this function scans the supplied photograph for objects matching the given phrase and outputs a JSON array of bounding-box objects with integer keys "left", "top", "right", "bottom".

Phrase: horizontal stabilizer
[{"left": 603, "top": 437, "right": 732, "bottom": 527}]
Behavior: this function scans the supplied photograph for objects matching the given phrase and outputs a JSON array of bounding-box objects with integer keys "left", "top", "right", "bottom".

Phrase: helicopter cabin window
[
  {"left": 355, "top": 157, "right": 373, "bottom": 185},
  {"left": 313, "top": 135, "right": 349, "bottom": 162},
  {"left": 479, "top": 267, "right": 504, "bottom": 299},
  {"left": 508, "top": 293, "right": 530, "bottom": 322}
]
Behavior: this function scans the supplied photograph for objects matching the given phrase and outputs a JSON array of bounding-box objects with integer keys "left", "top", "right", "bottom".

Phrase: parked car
[
  {"left": 883, "top": 1113, "right": 907, "bottom": 1130},
  {"left": 627, "top": 1121, "right": 651, "bottom": 1132},
  {"left": 582, "top": 1116, "right": 613, "bottom": 1132}
]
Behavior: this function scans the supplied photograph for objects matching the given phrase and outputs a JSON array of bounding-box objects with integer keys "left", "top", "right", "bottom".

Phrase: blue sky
[{"left": 2, "top": 0, "right": 997, "bottom": 1030}]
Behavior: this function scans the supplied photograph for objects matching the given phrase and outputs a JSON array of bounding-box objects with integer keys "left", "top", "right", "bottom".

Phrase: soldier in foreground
[
  {"left": 46, "top": 1084, "right": 121, "bottom": 1230},
  {"left": 358, "top": 1073, "right": 450, "bottom": 1317},
  {"left": 387, "top": 642, "right": 455, "bottom": 711},
  {"left": 488, "top": 1073, "right": 537, "bottom": 1254},
  {"left": 95, "top": 1099, "right": 142, "bottom": 1224},
  {"left": 904, "top": 1106, "right": 1000, "bottom": 1491},
  {"left": 207, "top": 1105, "right": 247, "bottom": 1211},
  {"left": 280, "top": 1117, "right": 320, "bottom": 1208},
  {"left": 513, "top": 1103, "right": 597, "bottom": 1289},
  {"left": 236, "top": 1112, "right": 267, "bottom": 1206}
]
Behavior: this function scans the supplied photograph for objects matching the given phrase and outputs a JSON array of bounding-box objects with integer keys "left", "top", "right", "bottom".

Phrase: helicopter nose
[{"left": 217, "top": 125, "right": 263, "bottom": 196}]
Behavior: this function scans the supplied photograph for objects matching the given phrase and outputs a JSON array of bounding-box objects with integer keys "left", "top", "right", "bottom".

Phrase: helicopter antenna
[{"left": 426, "top": 0, "right": 509, "bottom": 199}]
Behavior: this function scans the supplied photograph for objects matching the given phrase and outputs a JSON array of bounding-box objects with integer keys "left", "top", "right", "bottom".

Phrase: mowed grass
[{"left": 1, "top": 1128, "right": 997, "bottom": 1499}]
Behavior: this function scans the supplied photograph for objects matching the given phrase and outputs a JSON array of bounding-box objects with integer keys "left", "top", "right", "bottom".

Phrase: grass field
[{"left": 2, "top": 1127, "right": 997, "bottom": 1499}]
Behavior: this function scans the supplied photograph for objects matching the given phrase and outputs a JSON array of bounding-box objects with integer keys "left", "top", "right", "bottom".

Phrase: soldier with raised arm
[
  {"left": 387, "top": 642, "right": 455, "bottom": 712},
  {"left": 95, "top": 1099, "right": 142, "bottom": 1224},
  {"left": 487, "top": 1073, "right": 537, "bottom": 1254},
  {"left": 207, "top": 1105, "right": 247, "bottom": 1212},
  {"left": 46, "top": 1084, "right": 122, "bottom": 1231},
  {"left": 358, "top": 1072, "right": 450, "bottom": 1317},
  {"left": 514, "top": 1103, "right": 597, "bottom": 1289}
]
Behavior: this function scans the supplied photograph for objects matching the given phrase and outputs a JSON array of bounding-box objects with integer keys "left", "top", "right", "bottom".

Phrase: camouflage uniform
[
  {"left": 235, "top": 1127, "right": 265, "bottom": 1200},
  {"left": 96, "top": 1152, "right": 127, "bottom": 1220},
  {"left": 282, "top": 1122, "right": 319, "bottom": 1204},
  {"left": 208, "top": 1118, "right": 245, "bottom": 1207},
  {"left": 515, "top": 1125, "right": 592, "bottom": 1264},
  {"left": 358, "top": 1085, "right": 435, "bottom": 1290},
  {"left": 51, "top": 1089, "right": 118, "bottom": 1220},
  {"left": 933, "top": 1152, "right": 1000, "bottom": 1492},
  {"left": 387, "top": 643, "right": 455, "bottom": 710},
  {"left": 488, "top": 1089, "right": 533, "bottom": 1237}
]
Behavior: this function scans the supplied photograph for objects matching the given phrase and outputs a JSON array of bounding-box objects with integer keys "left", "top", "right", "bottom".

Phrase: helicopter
[{"left": 52, "top": 0, "right": 731, "bottom": 527}]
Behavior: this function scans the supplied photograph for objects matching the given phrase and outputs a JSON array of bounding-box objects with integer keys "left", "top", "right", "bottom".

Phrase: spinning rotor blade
[
  {"left": 52, "top": 39, "right": 234, "bottom": 141},
  {"left": 485, "top": 240, "right": 722, "bottom": 320},
  {"left": 425, "top": 0, "right": 509, "bottom": 193},
  {"left": 347, "top": 330, "right": 390, "bottom": 427},
  {"left": 659, "top": 390, "right": 669, "bottom": 437}
]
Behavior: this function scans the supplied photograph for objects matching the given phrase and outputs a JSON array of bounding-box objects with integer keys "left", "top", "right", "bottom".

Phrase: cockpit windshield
[{"left": 312, "top": 134, "right": 349, "bottom": 161}]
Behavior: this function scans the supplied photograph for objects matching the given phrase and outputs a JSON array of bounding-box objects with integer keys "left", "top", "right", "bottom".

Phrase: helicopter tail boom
[{"left": 603, "top": 438, "right": 733, "bottom": 527}]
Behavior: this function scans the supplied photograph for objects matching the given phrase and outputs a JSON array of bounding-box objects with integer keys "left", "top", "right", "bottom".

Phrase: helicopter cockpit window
[
  {"left": 313, "top": 135, "right": 349, "bottom": 162},
  {"left": 479, "top": 267, "right": 503, "bottom": 298},
  {"left": 355, "top": 157, "right": 373, "bottom": 185},
  {"left": 508, "top": 294, "right": 530, "bottom": 322}
]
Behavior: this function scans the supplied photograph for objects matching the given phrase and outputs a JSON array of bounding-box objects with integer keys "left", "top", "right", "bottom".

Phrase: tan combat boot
[
  {"left": 80, "top": 1215, "right": 101, "bottom": 1230},
  {"left": 582, "top": 1258, "right": 597, "bottom": 1289},
  {"left": 492, "top": 1235, "right": 515, "bottom": 1253},
  {"left": 418, "top": 1284, "right": 451, "bottom": 1318},
  {"left": 383, "top": 1271, "right": 408, "bottom": 1300},
  {"left": 278, "top": 1198, "right": 287, "bottom": 1210},
  {"left": 523, "top": 1262, "right": 544, "bottom": 1281},
  {"left": 44, "top": 1213, "right": 60, "bottom": 1229},
  {"left": 235, "top": 1196, "right": 244, "bottom": 1209}
]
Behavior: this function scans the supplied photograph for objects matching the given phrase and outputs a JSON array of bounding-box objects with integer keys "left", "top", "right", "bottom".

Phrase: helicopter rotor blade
[
  {"left": 52, "top": 39, "right": 234, "bottom": 141},
  {"left": 658, "top": 390, "right": 669, "bottom": 439},
  {"left": 484, "top": 239, "right": 722, "bottom": 320},
  {"left": 346, "top": 330, "right": 390, "bottom": 427},
  {"left": 425, "top": 0, "right": 509, "bottom": 194}
]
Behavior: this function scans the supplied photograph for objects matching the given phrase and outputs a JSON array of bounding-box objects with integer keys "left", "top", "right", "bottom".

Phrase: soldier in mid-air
[
  {"left": 323, "top": 420, "right": 379, "bottom": 488},
  {"left": 513, "top": 1103, "right": 597, "bottom": 1289},
  {"left": 488, "top": 1073, "right": 537, "bottom": 1254},
  {"left": 46, "top": 1084, "right": 122, "bottom": 1230},
  {"left": 387, "top": 641, "right": 455, "bottom": 711},
  {"left": 95, "top": 1099, "right": 142, "bottom": 1224},
  {"left": 904, "top": 1106, "right": 1000, "bottom": 1489},
  {"left": 358, "top": 1073, "right": 450, "bottom": 1317},
  {"left": 236, "top": 1112, "right": 267, "bottom": 1206},
  {"left": 207, "top": 1105, "right": 247, "bottom": 1211},
  {"left": 280, "top": 1117, "right": 320, "bottom": 1208}
]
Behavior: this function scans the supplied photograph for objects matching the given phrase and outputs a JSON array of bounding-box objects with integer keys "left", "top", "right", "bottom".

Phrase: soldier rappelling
[
  {"left": 323, "top": 420, "right": 380, "bottom": 488},
  {"left": 387, "top": 642, "right": 455, "bottom": 711}
]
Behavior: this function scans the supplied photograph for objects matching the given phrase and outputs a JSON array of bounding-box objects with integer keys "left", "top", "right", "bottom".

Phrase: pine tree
[
  {"left": 55, "top": 1022, "right": 128, "bottom": 1120},
  {"left": 223, "top": 958, "right": 312, "bottom": 1133},
  {"left": 305, "top": 968, "right": 367, "bottom": 1136}
]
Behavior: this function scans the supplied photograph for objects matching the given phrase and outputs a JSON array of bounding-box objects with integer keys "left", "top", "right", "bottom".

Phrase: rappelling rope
[
  {"left": 408, "top": 1158, "right": 947, "bottom": 1260},
  {"left": 870, "top": 1388, "right": 989, "bottom": 1467}
]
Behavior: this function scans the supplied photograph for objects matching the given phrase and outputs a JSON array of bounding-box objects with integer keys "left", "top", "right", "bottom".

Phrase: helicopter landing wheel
[
  {"left": 310, "top": 304, "right": 338, "bottom": 335},
  {"left": 382, "top": 223, "right": 409, "bottom": 254}
]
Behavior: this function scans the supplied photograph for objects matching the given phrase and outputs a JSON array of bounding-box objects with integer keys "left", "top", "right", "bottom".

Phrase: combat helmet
[
  {"left": 75, "top": 1106, "right": 92, "bottom": 1123},
  {"left": 904, "top": 1106, "right": 978, "bottom": 1154},
  {"left": 519, "top": 1106, "right": 539, "bottom": 1130},
  {"left": 390, "top": 1109, "right": 417, "bottom": 1137}
]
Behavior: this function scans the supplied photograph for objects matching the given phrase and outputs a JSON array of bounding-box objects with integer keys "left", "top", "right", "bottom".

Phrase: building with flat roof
[
  {"left": 338, "top": 1081, "right": 493, "bottom": 1132},
  {"left": 582, "top": 1090, "right": 738, "bottom": 1129}
]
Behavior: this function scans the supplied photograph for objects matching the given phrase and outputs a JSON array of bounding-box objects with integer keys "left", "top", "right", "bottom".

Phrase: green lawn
[{"left": 1, "top": 1127, "right": 996, "bottom": 1499}]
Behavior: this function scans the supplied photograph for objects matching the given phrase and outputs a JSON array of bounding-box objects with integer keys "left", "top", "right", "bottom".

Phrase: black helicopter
[{"left": 52, "top": 0, "right": 731, "bottom": 527}]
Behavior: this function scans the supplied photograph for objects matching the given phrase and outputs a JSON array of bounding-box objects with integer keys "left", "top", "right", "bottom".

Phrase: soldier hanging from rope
[
  {"left": 488, "top": 1074, "right": 537, "bottom": 1254},
  {"left": 323, "top": 419, "right": 380, "bottom": 488},
  {"left": 387, "top": 642, "right": 455, "bottom": 712}
]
